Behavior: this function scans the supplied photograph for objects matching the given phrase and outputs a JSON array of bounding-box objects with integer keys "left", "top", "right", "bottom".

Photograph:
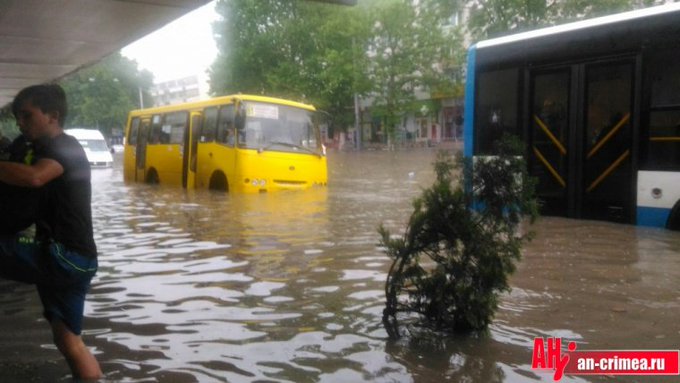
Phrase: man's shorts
[{"left": 0, "top": 235, "right": 97, "bottom": 335}]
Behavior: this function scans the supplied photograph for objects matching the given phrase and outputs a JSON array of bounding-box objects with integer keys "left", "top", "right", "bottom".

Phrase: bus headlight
[{"left": 259, "top": 179, "right": 266, "bottom": 186}]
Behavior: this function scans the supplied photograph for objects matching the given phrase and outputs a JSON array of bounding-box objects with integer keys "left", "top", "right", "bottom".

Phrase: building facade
[{"left": 150, "top": 74, "right": 209, "bottom": 107}]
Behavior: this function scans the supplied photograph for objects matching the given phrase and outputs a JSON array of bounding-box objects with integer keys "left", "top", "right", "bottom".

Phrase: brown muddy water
[{"left": 0, "top": 147, "right": 679, "bottom": 382}]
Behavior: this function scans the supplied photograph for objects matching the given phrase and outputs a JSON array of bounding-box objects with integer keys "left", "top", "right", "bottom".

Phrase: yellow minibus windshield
[{"left": 237, "top": 102, "right": 320, "bottom": 155}]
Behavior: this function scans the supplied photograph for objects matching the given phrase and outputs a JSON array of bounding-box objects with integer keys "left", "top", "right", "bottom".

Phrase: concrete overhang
[{"left": 0, "top": 0, "right": 210, "bottom": 107}]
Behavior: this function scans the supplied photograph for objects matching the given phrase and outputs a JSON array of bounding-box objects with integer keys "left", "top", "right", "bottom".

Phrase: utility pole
[
  {"left": 352, "top": 36, "right": 361, "bottom": 151},
  {"left": 354, "top": 93, "right": 361, "bottom": 151},
  {"left": 138, "top": 86, "right": 145, "bottom": 109}
]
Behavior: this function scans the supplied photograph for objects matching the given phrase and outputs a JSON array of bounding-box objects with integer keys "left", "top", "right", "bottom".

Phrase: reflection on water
[{"left": 3, "top": 148, "right": 680, "bottom": 382}]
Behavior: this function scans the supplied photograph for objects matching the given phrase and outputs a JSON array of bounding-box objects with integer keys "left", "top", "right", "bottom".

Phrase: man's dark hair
[{"left": 11, "top": 84, "right": 68, "bottom": 127}]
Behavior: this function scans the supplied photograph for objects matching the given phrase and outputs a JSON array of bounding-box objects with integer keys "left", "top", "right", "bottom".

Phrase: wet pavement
[{"left": 0, "top": 145, "right": 678, "bottom": 382}]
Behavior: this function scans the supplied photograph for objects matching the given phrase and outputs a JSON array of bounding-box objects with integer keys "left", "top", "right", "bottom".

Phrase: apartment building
[{"left": 150, "top": 74, "right": 209, "bottom": 107}]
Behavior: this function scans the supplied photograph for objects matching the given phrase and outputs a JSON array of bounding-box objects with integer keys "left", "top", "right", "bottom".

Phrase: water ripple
[{"left": 32, "top": 151, "right": 674, "bottom": 382}]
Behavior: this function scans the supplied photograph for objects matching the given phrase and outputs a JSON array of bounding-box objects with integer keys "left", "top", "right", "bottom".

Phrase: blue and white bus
[{"left": 463, "top": 3, "right": 680, "bottom": 230}]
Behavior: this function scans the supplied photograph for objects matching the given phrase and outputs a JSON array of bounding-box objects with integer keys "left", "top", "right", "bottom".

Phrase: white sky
[{"left": 121, "top": 1, "right": 219, "bottom": 83}]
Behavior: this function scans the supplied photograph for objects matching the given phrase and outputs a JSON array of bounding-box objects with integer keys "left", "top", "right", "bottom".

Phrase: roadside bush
[{"left": 381, "top": 135, "right": 538, "bottom": 337}]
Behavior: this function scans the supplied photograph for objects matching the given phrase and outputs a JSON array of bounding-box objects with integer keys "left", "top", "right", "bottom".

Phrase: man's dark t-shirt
[
  {"left": 0, "top": 135, "right": 38, "bottom": 234},
  {"left": 34, "top": 133, "right": 97, "bottom": 258}
]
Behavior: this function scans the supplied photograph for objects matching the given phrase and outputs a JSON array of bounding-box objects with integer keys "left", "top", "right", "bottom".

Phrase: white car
[{"left": 65, "top": 128, "right": 114, "bottom": 168}]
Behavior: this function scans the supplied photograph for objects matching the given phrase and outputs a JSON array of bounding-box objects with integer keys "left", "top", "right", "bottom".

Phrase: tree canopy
[
  {"left": 210, "top": 0, "right": 371, "bottom": 133},
  {"left": 209, "top": 0, "right": 466, "bottom": 137},
  {"left": 467, "top": 0, "right": 662, "bottom": 40},
  {"left": 0, "top": 53, "right": 151, "bottom": 140},
  {"left": 59, "top": 53, "right": 153, "bottom": 138},
  {"left": 367, "top": 0, "right": 465, "bottom": 142},
  {"left": 209, "top": 0, "right": 661, "bottom": 140}
]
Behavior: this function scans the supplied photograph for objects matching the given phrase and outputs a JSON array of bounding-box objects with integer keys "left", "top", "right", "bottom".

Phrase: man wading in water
[{"left": 0, "top": 84, "right": 102, "bottom": 379}]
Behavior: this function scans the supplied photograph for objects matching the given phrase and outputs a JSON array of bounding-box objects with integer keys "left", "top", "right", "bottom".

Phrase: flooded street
[{"left": 1, "top": 147, "right": 679, "bottom": 382}]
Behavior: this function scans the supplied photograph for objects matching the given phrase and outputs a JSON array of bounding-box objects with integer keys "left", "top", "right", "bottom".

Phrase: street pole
[
  {"left": 138, "top": 86, "right": 145, "bottom": 109},
  {"left": 354, "top": 93, "right": 361, "bottom": 151},
  {"left": 352, "top": 36, "right": 361, "bottom": 151}
]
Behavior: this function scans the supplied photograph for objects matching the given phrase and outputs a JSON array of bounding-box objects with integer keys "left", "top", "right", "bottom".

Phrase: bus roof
[
  {"left": 472, "top": 3, "right": 680, "bottom": 68},
  {"left": 128, "top": 94, "right": 316, "bottom": 117}
]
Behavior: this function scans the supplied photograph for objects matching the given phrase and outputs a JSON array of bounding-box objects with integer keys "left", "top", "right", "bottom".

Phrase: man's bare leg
[{"left": 50, "top": 319, "right": 102, "bottom": 380}]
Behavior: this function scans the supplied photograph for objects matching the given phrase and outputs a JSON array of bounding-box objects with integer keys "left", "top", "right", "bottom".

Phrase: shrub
[{"left": 381, "top": 135, "right": 538, "bottom": 337}]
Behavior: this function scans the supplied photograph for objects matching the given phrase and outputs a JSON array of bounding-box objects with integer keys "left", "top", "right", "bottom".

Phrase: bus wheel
[
  {"left": 146, "top": 169, "right": 160, "bottom": 185},
  {"left": 209, "top": 172, "right": 228, "bottom": 192},
  {"left": 667, "top": 201, "right": 680, "bottom": 231}
]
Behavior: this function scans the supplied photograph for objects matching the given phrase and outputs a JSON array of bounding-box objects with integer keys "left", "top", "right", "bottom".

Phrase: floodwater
[{"left": 1, "top": 146, "right": 679, "bottom": 382}]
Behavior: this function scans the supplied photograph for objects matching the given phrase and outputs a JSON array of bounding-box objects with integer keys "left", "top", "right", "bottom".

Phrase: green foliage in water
[{"left": 381, "top": 136, "right": 538, "bottom": 337}]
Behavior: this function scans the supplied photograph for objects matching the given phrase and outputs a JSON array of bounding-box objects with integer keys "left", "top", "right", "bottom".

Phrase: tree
[
  {"left": 381, "top": 136, "right": 538, "bottom": 336},
  {"left": 210, "top": 0, "right": 371, "bottom": 136},
  {"left": 366, "top": 1, "right": 420, "bottom": 145},
  {"left": 466, "top": 0, "right": 550, "bottom": 39},
  {"left": 366, "top": 0, "right": 466, "bottom": 146},
  {"left": 210, "top": 1, "right": 295, "bottom": 96},
  {"left": 467, "top": 0, "right": 662, "bottom": 40},
  {"left": 210, "top": 0, "right": 466, "bottom": 139},
  {"left": 311, "top": 4, "right": 372, "bottom": 133},
  {"left": 559, "top": 0, "right": 662, "bottom": 20},
  {"left": 416, "top": 0, "right": 467, "bottom": 98},
  {"left": 59, "top": 53, "right": 153, "bottom": 138}
]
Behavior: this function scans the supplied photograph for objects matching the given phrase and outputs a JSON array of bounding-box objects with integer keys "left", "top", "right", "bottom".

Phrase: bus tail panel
[{"left": 636, "top": 170, "right": 680, "bottom": 228}]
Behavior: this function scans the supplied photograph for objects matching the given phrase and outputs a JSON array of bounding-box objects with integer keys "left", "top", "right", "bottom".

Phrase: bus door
[
  {"left": 581, "top": 61, "right": 634, "bottom": 223},
  {"left": 135, "top": 119, "right": 150, "bottom": 183},
  {"left": 530, "top": 69, "right": 571, "bottom": 216},
  {"left": 530, "top": 60, "right": 635, "bottom": 223},
  {"left": 186, "top": 112, "right": 202, "bottom": 189},
  {"left": 123, "top": 117, "right": 139, "bottom": 182}
]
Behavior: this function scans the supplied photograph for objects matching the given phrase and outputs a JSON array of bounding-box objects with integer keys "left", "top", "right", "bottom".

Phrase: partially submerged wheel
[
  {"left": 209, "top": 172, "right": 228, "bottom": 192},
  {"left": 667, "top": 201, "right": 680, "bottom": 231},
  {"left": 146, "top": 169, "right": 159, "bottom": 185}
]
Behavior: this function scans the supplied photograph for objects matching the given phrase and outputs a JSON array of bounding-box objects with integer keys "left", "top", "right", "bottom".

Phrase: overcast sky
[{"left": 121, "top": 1, "right": 219, "bottom": 83}]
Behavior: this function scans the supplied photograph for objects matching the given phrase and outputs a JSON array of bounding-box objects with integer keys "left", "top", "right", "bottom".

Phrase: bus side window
[
  {"left": 128, "top": 117, "right": 140, "bottom": 146},
  {"left": 645, "top": 50, "right": 680, "bottom": 171},
  {"left": 217, "top": 105, "right": 235, "bottom": 146},
  {"left": 160, "top": 123, "right": 172, "bottom": 144},
  {"left": 149, "top": 114, "right": 162, "bottom": 144},
  {"left": 474, "top": 69, "right": 519, "bottom": 154},
  {"left": 166, "top": 112, "right": 188, "bottom": 144},
  {"left": 203, "top": 107, "right": 218, "bottom": 142},
  {"left": 192, "top": 114, "right": 203, "bottom": 145},
  {"left": 190, "top": 113, "right": 202, "bottom": 173}
]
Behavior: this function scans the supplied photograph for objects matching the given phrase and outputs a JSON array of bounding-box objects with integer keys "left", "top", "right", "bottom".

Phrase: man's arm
[{"left": 0, "top": 158, "right": 64, "bottom": 188}]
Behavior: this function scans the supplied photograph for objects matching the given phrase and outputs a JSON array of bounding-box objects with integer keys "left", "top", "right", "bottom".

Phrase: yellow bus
[{"left": 123, "top": 95, "right": 327, "bottom": 193}]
